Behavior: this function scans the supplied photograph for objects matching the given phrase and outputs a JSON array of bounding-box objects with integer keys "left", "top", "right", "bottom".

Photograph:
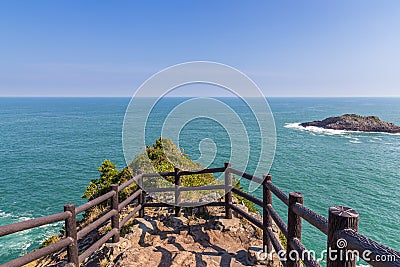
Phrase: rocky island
[{"left": 300, "top": 114, "right": 400, "bottom": 133}]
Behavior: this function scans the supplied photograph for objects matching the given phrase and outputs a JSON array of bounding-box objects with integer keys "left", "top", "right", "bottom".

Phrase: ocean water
[{"left": 0, "top": 97, "right": 399, "bottom": 264}]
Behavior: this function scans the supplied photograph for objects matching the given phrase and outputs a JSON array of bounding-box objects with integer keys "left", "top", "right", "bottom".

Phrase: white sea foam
[
  {"left": 0, "top": 210, "right": 12, "bottom": 218},
  {"left": 285, "top": 122, "right": 400, "bottom": 136},
  {"left": 284, "top": 123, "right": 347, "bottom": 135}
]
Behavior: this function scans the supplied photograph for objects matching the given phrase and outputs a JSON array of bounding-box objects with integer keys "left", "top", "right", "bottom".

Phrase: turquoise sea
[{"left": 0, "top": 97, "right": 399, "bottom": 264}]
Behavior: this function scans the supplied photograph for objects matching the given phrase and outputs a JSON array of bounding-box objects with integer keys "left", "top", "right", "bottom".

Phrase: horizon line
[{"left": 1, "top": 95, "right": 400, "bottom": 98}]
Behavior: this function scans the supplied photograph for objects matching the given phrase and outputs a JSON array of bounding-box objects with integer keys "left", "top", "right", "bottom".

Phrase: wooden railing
[{"left": 0, "top": 163, "right": 399, "bottom": 267}]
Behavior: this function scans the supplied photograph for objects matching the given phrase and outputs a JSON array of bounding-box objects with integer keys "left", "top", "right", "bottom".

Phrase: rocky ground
[
  {"left": 82, "top": 204, "right": 282, "bottom": 267},
  {"left": 27, "top": 198, "right": 281, "bottom": 267},
  {"left": 31, "top": 200, "right": 283, "bottom": 267}
]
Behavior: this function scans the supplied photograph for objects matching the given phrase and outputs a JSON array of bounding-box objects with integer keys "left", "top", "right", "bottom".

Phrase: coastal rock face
[{"left": 300, "top": 114, "right": 400, "bottom": 133}]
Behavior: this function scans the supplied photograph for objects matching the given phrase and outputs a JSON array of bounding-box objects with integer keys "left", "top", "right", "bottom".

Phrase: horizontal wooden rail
[
  {"left": 179, "top": 184, "right": 225, "bottom": 192},
  {"left": 229, "top": 168, "right": 263, "bottom": 184},
  {"left": 230, "top": 204, "right": 263, "bottom": 229},
  {"left": 179, "top": 167, "right": 226, "bottom": 176},
  {"left": 0, "top": 211, "right": 70, "bottom": 237},
  {"left": 292, "top": 203, "right": 328, "bottom": 235},
  {"left": 118, "top": 174, "right": 141, "bottom": 191},
  {"left": 145, "top": 187, "right": 175, "bottom": 193},
  {"left": 265, "top": 226, "right": 287, "bottom": 266},
  {"left": 231, "top": 187, "right": 263, "bottom": 207},
  {"left": 75, "top": 190, "right": 115, "bottom": 214},
  {"left": 180, "top": 201, "right": 225, "bottom": 207},
  {"left": 78, "top": 228, "right": 118, "bottom": 263},
  {"left": 119, "top": 204, "right": 142, "bottom": 228},
  {"left": 143, "top": 201, "right": 225, "bottom": 208},
  {"left": 118, "top": 189, "right": 142, "bottom": 211},
  {"left": 265, "top": 204, "right": 288, "bottom": 238},
  {"left": 337, "top": 229, "right": 400, "bottom": 267},
  {"left": 288, "top": 238, "right": 322, "bottom": 267},
  {"left": 146, "top": 184, "right": 226, "bottom": 193},
  {"left": 142, "top": 171, "right": 174, "bottom": 177},
  {"left": 265, "top": 180, "right": 289, "bottom": 206},
  {"left": 0, "top": 238, "right": 72, "bottom": 267},
  {"left": 77, "top": 209, "right": 117, "bottom": 240},
  {"left": 143, "top": 202, "right": 174, "bottom": 208}
]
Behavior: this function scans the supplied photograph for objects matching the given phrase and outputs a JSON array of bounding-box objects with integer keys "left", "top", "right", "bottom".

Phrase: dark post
[
  {"left": 287, "top": 192, "right": 304, "bottom": 267},
  {"left": 137, "top": 170, "right": 145, "bottom": 218},
  {"left": 262, "top": 174, "right": 273, "bottom": 254},
  {"left": 327, "top": 206, "right": 359, "bottom": 267},
  {"left": 110, "top": 184, "right": 120, "bottom": 243},
  {"left": 64, "top": 203, "right": 78, "bottom": 266},
  {"left": 174, "top": 167, "right": 181, "bottom": 217},
  {"left": 224, "top": 162, "right": 232, "bottom": 219}
]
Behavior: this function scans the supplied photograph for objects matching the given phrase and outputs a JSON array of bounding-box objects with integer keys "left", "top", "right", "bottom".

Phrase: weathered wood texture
[
  {"left": 64, "top": 203, "right": 79, "bottom": 266},
  {"left": 224, "top": 162, "right": 233, "bottom": 219},
  {"left": 174, "top": 167, "right": 181, "bottom": 217},
  {"left": 287, "top": 192, "right": 304, "bottom": 267},
  {"left": 263, "top": 174, "right": 273, "bottom": 254},
  {"left": 327, "top": 206, "right": 359, "bottom": 267}
]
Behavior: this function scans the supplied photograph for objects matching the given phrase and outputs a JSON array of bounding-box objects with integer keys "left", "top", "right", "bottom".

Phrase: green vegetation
[
  {"left": 279, "top": 231, "right": 287, "bottom": 249},
  {"left": 82, "top": 160, "right": 137, "bottom": 204},
  {"left": 41, "top": 235, "right": 61, "bottom": 247},
  {"left": 129, "top": 137, "right": 215, "bottom": 186},
  {"left": 81, "top": 137, "right": 256, "bottom": 213},
  {"left": 232, "top": 178, "right": 257, "bottom": 212}
]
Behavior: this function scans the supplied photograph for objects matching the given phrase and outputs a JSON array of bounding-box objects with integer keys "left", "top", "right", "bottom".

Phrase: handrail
[
  {"left": 264, "top": 180, "right": 289, "bottom": 206},
  {"left": 178, "top": 184, "right": 225, "bottom": 192},
  {"left": 0, "top": 211, "right": 70, "bottom": 237},
  {"left": 118, "top": 189, "right": 142, "bottom": 211},
  {"left": 337, "top": 229, "right": 400, "bottom": 267},
  {"left": 77, "top": 209, "right": 117, "bottom": 240},
  {"left": 78, "top": 228, "right": 118, "bottom": 263},
  {"left": 179, "top": 167, "right": 226, "bottom": 175},
  {"left": 118, "top": 173, "right": 142, "bottom": 191},
  {"left": 265, "top": 204, "right": 288, "bottom": 238},
  {"left": 1, "top": 163, "right": 399, "bottom": 267},
  {"left": 75, "top": 190, "right": 115, "bottom": 214},
  {"left": 288, "top": 238, "right": 322, "bottom": 267},
  {"left": 231, "top": 187, "right": 263, "bottom": 207},
  {"left": 228, "top": 167, "right": 263, "bottom": 184},
  {"left": 292, "top": 203, "right": 328, "bottom": 235},
  {"left": 0, "top": 238, "right": 73, "bottom": 267},
  {"left": 142, "top": 171, "right": 175, "bottom": 177}
]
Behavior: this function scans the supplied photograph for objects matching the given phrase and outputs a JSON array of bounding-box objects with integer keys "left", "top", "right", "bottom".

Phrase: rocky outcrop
[
  {"left": 81, "top": 203, "right": 283, "bottom": 267},
  {"left": 300, "top": 114, "right": 400, "bottom": 133}
]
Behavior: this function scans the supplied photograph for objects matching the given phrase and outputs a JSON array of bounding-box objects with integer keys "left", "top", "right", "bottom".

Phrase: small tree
[{"left": 82, "top": 160, "right": 137, "bottom": 204}]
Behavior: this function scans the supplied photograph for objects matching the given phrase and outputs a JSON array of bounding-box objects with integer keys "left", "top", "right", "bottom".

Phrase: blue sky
[{"left": 0, "top": 1, "right": 399, "bottom": 97}]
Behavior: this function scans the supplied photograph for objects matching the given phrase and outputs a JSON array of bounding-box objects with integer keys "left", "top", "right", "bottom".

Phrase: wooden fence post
[
  {"left": 137, "top": 170, "right": 145, "bottom": 218},
  {"left": 262, "top": 174, "right": 273, "bottom": 254},
  {"left": 224, "top": 162, "right": 232, "bottom": 219},
  {"left": 174, "top": 167, "right": 181, "bottom": 217},
  {"left": 327, "top": 206, "right": 359, "bottom": 267},
  {"left": 287, "top": 192, "right": 303, "bottom": 267},
  {"left": 64, "top": 203, "right": 79, "bottom": 267},
  {"left": 110, "top": 184, "right": 120, "bottom": 243}
]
